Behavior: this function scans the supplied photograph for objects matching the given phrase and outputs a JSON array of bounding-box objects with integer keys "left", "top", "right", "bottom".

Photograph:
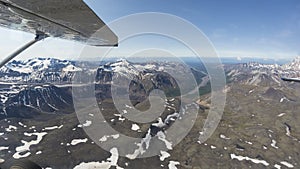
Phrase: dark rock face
[
  {"left": 96, "top": 66, "right": 113, "bottom": 83},
  {"left": 95, "top": 60, "right": 181, "bottom": 101},
  {"left": 0, "top": 85, "right": 73, "bottom": 119}
]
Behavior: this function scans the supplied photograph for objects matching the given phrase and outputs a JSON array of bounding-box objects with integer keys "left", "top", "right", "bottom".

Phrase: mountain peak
[
  {"left": 282, "top": 56, "right": 300, "bottom": 70},
  {"left": 111, "top": 58, "right": 131, "bottom": 66},
  {"left": 0, "top": 57, "right": 79, "bottom": 83}
]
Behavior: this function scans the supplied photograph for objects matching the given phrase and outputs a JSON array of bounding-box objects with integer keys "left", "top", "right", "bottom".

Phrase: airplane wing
[
  {"left": 281, "top": 77, "right": 300, "bottom": 83},
  {"left": 0, "top": 0, "right": 118, "bottom": 46}
]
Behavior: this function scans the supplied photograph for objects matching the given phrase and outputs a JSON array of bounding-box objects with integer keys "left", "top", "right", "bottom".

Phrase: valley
[{"left": 0, "top": 57, "right": 300, "bottom": 168}]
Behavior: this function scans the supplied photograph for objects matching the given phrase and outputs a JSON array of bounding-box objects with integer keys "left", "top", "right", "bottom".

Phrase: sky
[{"left": 0, "top": 0, "right": 300, "bottom": 61}]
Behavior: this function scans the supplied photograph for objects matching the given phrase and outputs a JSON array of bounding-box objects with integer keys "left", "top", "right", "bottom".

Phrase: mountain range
[
  {"left": 0, "top": 58, "right": 206, "bottom": 120},
  {"left": 226, "top": 56, "right": 300, "bottom": 87},
  {"left": 0, "top": 58, "right": 81, "bottom": 83},
  {"left": 1, "top": 56, "right": 300, "bottom": 120},
  {"left": 0, "top": 57, "right": 300, "bottom": 168}
]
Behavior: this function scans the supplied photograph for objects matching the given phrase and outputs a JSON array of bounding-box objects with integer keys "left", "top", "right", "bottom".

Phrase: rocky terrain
[
  {"left": 0, "top": 57, "right": 300, "bottom": 168},
  {"left": 0, "top": 58, "right": 82, "bottom": 83},
  {"left": 0, "top": 84, "right": 74, "bottom": 119}
]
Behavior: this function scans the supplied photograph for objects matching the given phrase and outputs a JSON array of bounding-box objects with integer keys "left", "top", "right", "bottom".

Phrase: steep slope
[
  {"left": 0, "top": 84, "right": 73, "bottom": 119},
  {"left": 95, "top": 59, "right": 206, "bottom": 100},
  {"left": 226, "top": 62, "right": 283, "bottom": 87}
]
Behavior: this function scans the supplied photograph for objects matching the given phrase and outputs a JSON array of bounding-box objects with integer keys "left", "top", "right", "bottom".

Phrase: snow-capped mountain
[
  {"left": 282, "top": 57, "right": 300, "bottom": 71},
  {"left": 226, "top": 62, "right": 282, "bottom": 86},
  {"left": 0, "top": 58, "right": 82, "bottom": 83},
  {"left": 0, "top": 84, "right": 73, "bottom": 119},
  {"left": 96, "top": 58, "right": 202, "bottom": 81},
  {"left": 1, "top": 57, "right": 300, "bottom": 168},
  {"left": 0, "top": 58, "right": 79, "bottom": 118},
  {"left": 94, "top": 59, "right": 207, "bottom": 105},
  {"left": 95, "top": 59, "right": 185, "bottom": 100},
  {"left": 226, "top": 56, "right": 300, "bottom": 86},
  {"left": 0, "top": 58, "right": 206, "bottom": 119},
  {"left": 97, "top": 59, "right": 166, "bottom": 79}
]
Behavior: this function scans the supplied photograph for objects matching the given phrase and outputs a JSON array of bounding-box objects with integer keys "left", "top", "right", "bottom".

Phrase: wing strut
[{"left": 0, "top": 31, "right": 48, "bottom": 68}]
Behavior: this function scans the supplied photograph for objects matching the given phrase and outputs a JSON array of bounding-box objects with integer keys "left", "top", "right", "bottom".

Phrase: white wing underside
[{"left": 0, "top": 0, "right": 118, "bottom": 46}]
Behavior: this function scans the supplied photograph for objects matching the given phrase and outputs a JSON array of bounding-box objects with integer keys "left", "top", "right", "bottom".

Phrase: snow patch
[
  {"left": 0, "top": 158, "right": 4, "bottom": 164},
  {"left": 280, "top": 161, "right": 294, "bottom": 168},
  {"left": 18, "top": 122, "right": 27, "bottom": 128},
  {"left": 220, "top": 134, "right": 230, "bottom": 140},
  {"left": 99, "top": 134, "right": 120, "bottom": 143},
  {"left": 274, "top": 164, "right": 281, "bottom": 169},
  {"left": 13, "top": 132, "right": 47, "bottom": 159},
  {"left": 70, "top": 138, "right": 88, "bottom": 146},
  {"left": 168, "top": 161, "right": 180, "bottom": 169},
  {"left": 285, "top": 125, "right": 291, "bottom": 137},
  {"left": 0, "top": 147, "right": 9, "bottom": 151},
  {"left": 73, "top": 147, "right": 123, "bottom": 169},
  {"left": 131, "top": 124, "right": 140, "bottom": 131},
  {"left": 271, "top": 140, "right": 279, "bottom": 149},
  {"left": 210, "top": 145, "right": 216, "bottom": 149},
  {"left": 83, "top": 120, "right": 92, "bottom": 127},
  {"left": 126, "top": 129, "right": 152, "bottom": 160},
  {"left": 277, "top": 113, "right": 286, "bottom": 117},
  {"left": 157, "top": 131, "right": 173, "bottom": 150},
  {"left": 159, "top": 151, "right": 170, "bottom": 161},
  {"left": 43, "top": 125, "right": 63, "bottom": 131},
  {"left": 5, "top": 125, "right": 17, "bottom": 132},
  {"left": 245, "top": 141, "right": 253, "bottom": 145},
  {"left": 230, "top": 153, "right": 269, "bottom": 166}
]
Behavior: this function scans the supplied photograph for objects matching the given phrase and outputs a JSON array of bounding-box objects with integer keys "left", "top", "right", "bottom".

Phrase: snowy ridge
[
  {"left": 2, "top": 58, "right": 72, "bottom": 73},
  {"left": 0, "top": 84, "right": 73, "bottom": 119},
  {"left": 282, "top": 56, "right": 300, "bottom": 71},
  {"left": 96, "top": 58, "right": 192, "bottom": 85},
  {"left": 227, "top": 56, "right": 300, "bottom": 86},
  {"left": 98, "top": 59, "right": 165, "bottom": 79},
  {"left": 0, "top": 58, "right": 81, "bottom": 83}
]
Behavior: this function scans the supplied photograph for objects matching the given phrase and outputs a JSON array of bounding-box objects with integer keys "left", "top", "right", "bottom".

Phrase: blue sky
[{"left": 0, "top": 0, "right": 299, "bottom": 60}]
